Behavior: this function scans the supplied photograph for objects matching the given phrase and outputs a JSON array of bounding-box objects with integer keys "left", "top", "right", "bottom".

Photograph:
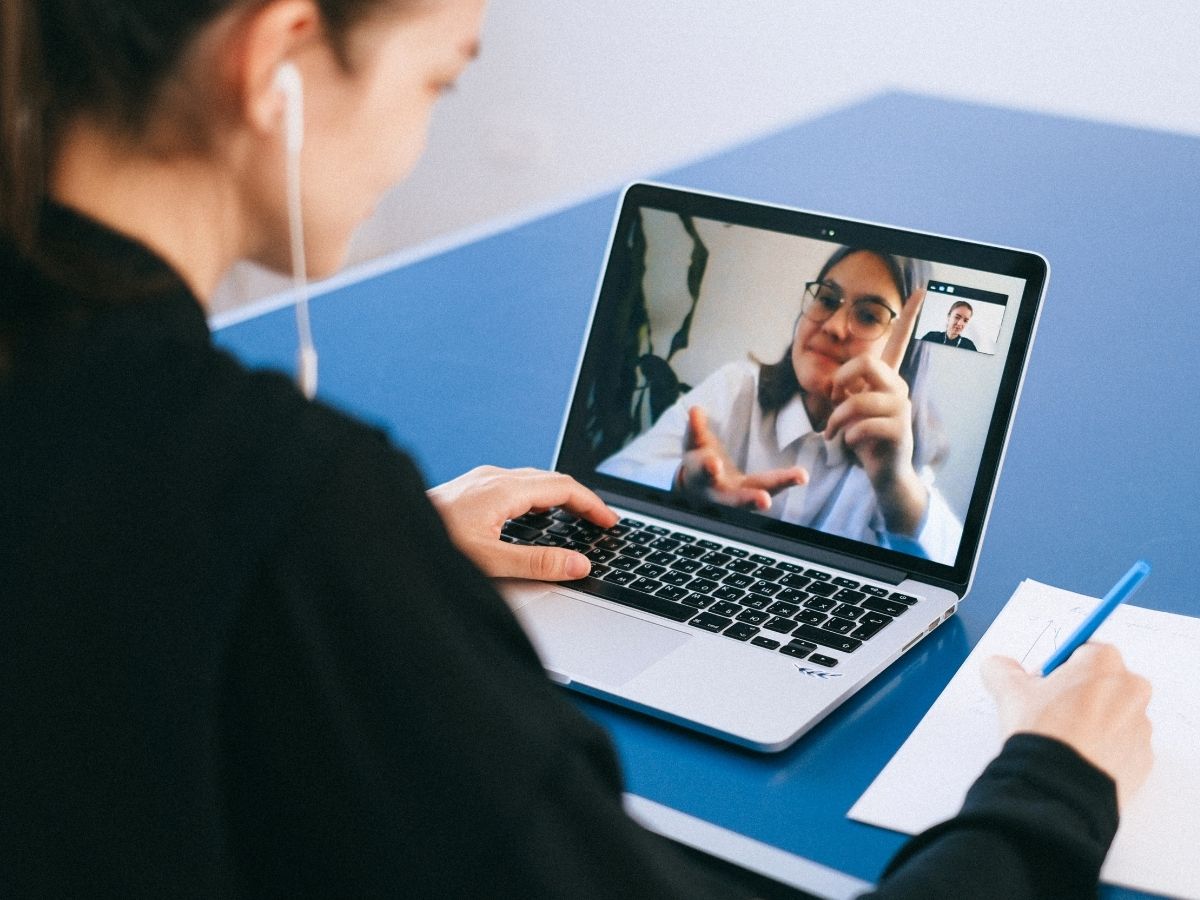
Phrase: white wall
[{"left": 212, "top": 0, "right": 1200, "bottom": 316}]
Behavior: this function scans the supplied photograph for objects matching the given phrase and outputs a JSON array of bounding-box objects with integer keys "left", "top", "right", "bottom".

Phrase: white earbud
[
  {"left": 275, "top": 61, "right": 318, "bottom": 399},
  {"left": 274, "top": 62, "right": 304, "bottom": 157}
]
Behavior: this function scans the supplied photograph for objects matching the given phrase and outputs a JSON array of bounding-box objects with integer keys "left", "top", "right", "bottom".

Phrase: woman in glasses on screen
[{"left": 599, "top": 245, "right": 962, "bottom": 564}]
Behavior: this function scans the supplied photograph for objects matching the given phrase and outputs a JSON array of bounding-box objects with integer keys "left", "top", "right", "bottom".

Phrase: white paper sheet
[{"left": 848, "top": 579, "right": 1200, "bottom": 899}]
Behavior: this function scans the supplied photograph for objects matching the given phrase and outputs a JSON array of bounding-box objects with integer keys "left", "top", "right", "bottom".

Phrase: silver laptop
[{"left": 501, "top": 182, "right": 1047, "bottom": 751}]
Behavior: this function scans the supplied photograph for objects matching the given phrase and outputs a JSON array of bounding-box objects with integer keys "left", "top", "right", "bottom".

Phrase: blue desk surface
[{"left": 217, "top": 92, "right": 1200, "bottom": 898}]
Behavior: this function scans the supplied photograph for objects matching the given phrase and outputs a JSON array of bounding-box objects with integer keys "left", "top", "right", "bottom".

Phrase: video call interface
[{"left": 579, "top": 206, "right": 1031, "bottom": 568}]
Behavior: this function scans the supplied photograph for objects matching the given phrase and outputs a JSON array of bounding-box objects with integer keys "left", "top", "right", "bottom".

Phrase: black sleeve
[
  {"left": 863, "top": 733, "right": 1119, "bottom": 900},
  {"left": 218, "top": 426, "right": 754, "bottom": 900}
]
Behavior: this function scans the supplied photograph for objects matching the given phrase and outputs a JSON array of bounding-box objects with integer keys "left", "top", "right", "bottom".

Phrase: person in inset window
[{"left": 922, "top": 300, "right": 978, "bottom": 350}]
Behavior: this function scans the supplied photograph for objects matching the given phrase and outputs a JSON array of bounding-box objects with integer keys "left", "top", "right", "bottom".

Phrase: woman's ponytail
[{"left": 0, "top": 0, "right": 45, "bottom": 256}]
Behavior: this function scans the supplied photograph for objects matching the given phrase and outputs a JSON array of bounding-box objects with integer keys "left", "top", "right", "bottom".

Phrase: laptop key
[
  {"left": 709, "top": 600, "right": 742, "bottom": 618},
  {"left": 670, "top": 532, "right": 696, "bottom": 543},
  {"left": 832, "top": 577, "right": 860, "bottom": 589},
  {"left": 689, "top": 612, "right": 732, "bottom": 633},
  {"left": 602, "top": 569, "right": 636, "bottom": 585},
  {"left": 779, "top": 644, "right": 810, "bottom": 659},
  {"left": 807, "top": 581, "right": 838, "bottom": 597},
  {"left": 723, "top": 623, "right": 760, "bottom": 642},
  {"left": 618, "top": 517, "right": 645, "bottom": 528},
  {"left": 660, "top": 570, "right": 692, "bottom": 587},
  {"left": 700, "top": 551, "right": 732, "bottom": 567},
  {"left": 766, "top": 600, "right": 801, "bottom": 617},
  {"left": 681, "top": 593, "right": 714, "bottom": 609},
  {"left": 763, "top": 616, "right": 797, "bottom": 635},
  {"left": 650, "top": 537, "right": 681, "bottom": 552},
  {"left": 669, "top": 558, "right": 702, "bottom": 573},
  {"left": 804, "top": 569, "right": 832, "bottom": 581},
  {"left": 776, "top": 562, "right": 803, "bottom": 573},
  {"left": 517, "top": 511, "right": 556, "bottom": 528},
  {"left": 633, "top": 563, "right": 666, "bottom": 579},
  {"left": 728, "top": 559, "right": 759, "bottom": 574},
  {"left": 646, "top": 551, "right": 675, "bottom": 566},
  {"left": 712, "top": 586, "right": 746, "bottom": 603},
  {"left": 687, "top": 578, "right": 719, "bottom": 594},
  {"left": 609, "top": 556, "right": 639, "bottom": 572},
  {"left": 629, "top": 577, "right": 663, "bottom": 594},
  {"left": 655, "top": 585, "right": 689, "bottom": 601},
  {"left": 622, "top": 545, "right": 651, "bottom": 559},
  {"left": 751, "top": 636, "right": 781, "bottom": 650},
  {"left": 696, "top": 539, "right": 722, "bottom": 550},
  {"left": 748, "top": 553, "right": 777, "bottom": 566},
  {"left": 803, "top": 596, "right": 835, "bottom": 612},
  {"left": 754, "top": 565, "right": 784, "bottom": 582},
  {"left": 808, "top": 654, "right": 839, "bottom": 668},
  {"left": 780, "top": 574, "right": 811, "bottom": 589},
  {"left": 586, "top": 548, "right": 615, "bottom": 563},
  {"left": 861, "top": 584, "right": 889, "bottom": 596},
  {"left": 697, "top": 564, "right": 726, "bottom": 580},
  {"left": 834, "top": 588, "right": 866, "bottom": 604},
  {"left": 723, "top": 546, "right": 749, "bottom": 558},
  {"left": 791, "top": 624, "right": 862, "bottom": 653},
  {"left": 501, "top": 521, "right": 542, "bottom": 542},
  {"left": 675, "top": 544, "right": 707, "bottom": 560},
  {"left": 889, "top": 592, "right": 919, "bottom": 606},
  {"left": 570, "top": 576, "right": 693, "bottom": 622},
  {"left": 735, "top": 609, "right": 770, "bottom": 625},
  {"left": 645, "top": 525, "right": 670, "bottom": 536},
  {"left": 862, "top": 597, "right": 910, "bottom": 617},
  {"left": 722, "top": 573, "right": 754, "bottom": 589},
  {"left": 851, "top": 612, "right": 892, "bottom": 640},
  {"left": 831, "top": 603, "right": 863, "bottom": 620},
  {"left": 821, "top": 617, "right": 857, "bottom": 636},
  {"left": 777, "top": 588, "right": 807, "bottom": 604},
  {"left": 748, "top": 581, "right": 781, "bottom": 598},
  {"left": 626, "top": 531, "right": 654, "bottom": 545},
  {"left": 795, "top": 610, "right": 827, "bottom": 626}
]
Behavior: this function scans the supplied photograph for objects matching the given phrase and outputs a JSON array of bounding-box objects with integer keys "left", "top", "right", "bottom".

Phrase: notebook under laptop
[{"left": 501, "top": 182, "right": 1047, "bottom": 751}]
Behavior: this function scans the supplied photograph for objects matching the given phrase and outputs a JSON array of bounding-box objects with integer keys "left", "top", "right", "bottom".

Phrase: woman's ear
[{"left": 227, "top": 0, "right": 321, "bottom": 138}]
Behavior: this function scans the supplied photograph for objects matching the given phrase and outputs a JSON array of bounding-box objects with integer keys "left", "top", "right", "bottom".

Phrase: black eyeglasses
[{"left": 801, "top": 281, "right": 898, "bottom": 341}]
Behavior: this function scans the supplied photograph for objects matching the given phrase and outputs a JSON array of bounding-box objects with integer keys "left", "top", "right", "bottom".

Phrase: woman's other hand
[
  {"left": 982, "top": 643, "right": 1154, "bottom": 810},
  {"left": 676, "top": 406, "right": 807, "bottom": 511},
  {"left": 428, "top": 466, "right": 618, "bottom": 581}
]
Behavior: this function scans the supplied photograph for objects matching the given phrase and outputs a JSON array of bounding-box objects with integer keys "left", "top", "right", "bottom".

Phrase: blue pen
[{"left": 1041, "top": 559, "right": 1151, "bottom": 676}]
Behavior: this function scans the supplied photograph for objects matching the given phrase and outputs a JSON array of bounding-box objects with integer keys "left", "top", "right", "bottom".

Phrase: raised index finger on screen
[{"left": 880, "top": 286, "right": 926, "bottom": 371}]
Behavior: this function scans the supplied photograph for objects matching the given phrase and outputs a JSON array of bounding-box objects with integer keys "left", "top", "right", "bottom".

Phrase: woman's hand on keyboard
[{"left": 428, "top": 466, "right": 618, "bottom": 581}]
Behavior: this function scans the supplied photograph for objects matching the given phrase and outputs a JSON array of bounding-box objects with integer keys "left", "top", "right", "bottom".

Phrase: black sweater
[{"left": 0, "top": 206, "right": 1118, "bottom": 898}]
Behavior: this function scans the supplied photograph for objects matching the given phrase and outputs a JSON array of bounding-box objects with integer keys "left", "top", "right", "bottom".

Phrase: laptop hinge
[{"left": 601, "top": 492, "right": 909, "bottom": 586}]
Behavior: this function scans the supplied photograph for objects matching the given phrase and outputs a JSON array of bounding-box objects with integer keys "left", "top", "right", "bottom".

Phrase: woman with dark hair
[
  {"left": 600, "top": 246, "right": 961, "bottom": 564},
  {"left": 0, "top": 2, "right": 1152, "bottom": 897}
]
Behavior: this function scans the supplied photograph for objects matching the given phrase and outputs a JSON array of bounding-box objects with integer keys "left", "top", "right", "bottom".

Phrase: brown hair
[{"left": 0, "top": 0, "right": 421, "bottom": 258}]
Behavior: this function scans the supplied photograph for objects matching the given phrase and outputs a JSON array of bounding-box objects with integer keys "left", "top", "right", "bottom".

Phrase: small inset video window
[{"left": 916, "top": 282, "right": 1007, "bottom": 355}]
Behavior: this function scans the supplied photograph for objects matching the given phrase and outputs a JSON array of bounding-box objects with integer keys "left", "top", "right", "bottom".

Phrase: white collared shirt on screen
[{"left": 596, "top": 361, "right": 961, "bottom": 565}]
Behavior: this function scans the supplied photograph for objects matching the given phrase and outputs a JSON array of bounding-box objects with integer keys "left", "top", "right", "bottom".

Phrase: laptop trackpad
[{"left": 516, "top": 590, "right": 690, "bottom": 688}]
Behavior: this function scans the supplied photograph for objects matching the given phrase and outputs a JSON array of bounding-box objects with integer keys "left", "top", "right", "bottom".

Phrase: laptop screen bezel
[{"left": 554, "top": 182, "right": 1047, "bottom": 596}]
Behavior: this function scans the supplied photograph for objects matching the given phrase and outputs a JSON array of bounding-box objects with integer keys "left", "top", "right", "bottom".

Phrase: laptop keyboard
[{"left": 501, "top": 510, "right": 920, "bottom": 669}]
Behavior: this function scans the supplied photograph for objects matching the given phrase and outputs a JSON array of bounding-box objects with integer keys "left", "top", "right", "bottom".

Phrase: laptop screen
[{"left": 557, "top": 183, "right": 1046, "bottom": 591}]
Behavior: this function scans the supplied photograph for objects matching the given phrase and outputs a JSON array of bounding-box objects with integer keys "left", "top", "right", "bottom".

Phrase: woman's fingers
[
  {"left": 880, "top": 286, "right": 926, "bottom": 370},
  {"left": 477, "top": 541, "right": 592, "bottom": 582},
  {"left": 824, "top": 390, "right": 908, "bottom": 441},
  {"left": 742, "top": 466, "right": 809, "bottom": 494},
  {"left": 427, "top": 466, "right": 617, "bottom": 581}
]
